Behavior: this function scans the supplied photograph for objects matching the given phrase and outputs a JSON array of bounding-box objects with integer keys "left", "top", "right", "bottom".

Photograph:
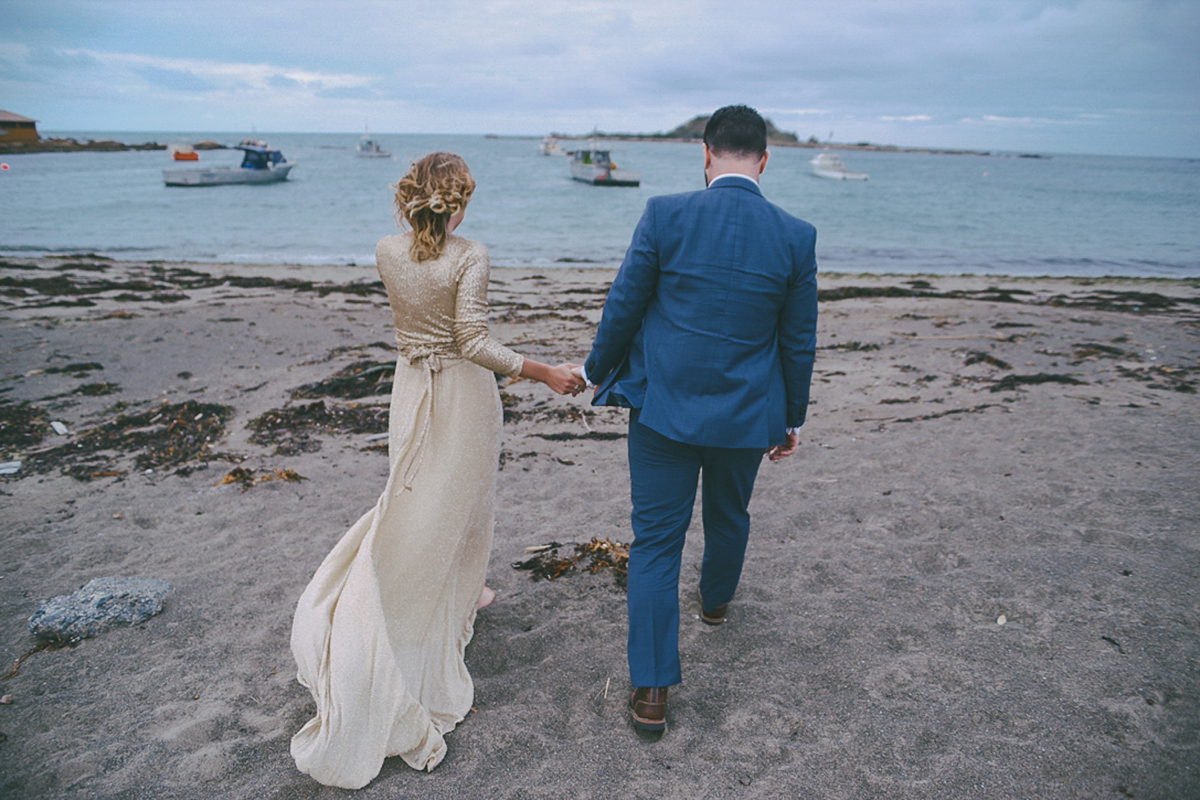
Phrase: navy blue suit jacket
[{"left": 584, "top": 176, "right": 818, "bottom": 449}]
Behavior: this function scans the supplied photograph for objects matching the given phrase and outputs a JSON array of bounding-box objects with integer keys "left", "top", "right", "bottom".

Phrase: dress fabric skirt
[{"left": 290, "top": 353, "right": 501, "bottom": 788}]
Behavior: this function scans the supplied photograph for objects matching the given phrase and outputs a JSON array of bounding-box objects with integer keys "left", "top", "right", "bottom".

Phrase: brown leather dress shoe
[
  {"left": 698, "top": 590, "right": 727, "bottom": 625},
  {"left": 629, "top": 687, "right": 668, "bottom": 731}
]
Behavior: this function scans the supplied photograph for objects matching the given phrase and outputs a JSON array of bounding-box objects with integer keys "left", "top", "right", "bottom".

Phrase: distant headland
[
  {"left": 549, "top": 114, "right": 991, "bottom": 156},
  {"left": 1, "top": 120, "right": 990, "bottom": 158},
  {"left": 0, "top": 138, "right": 227, "bottom": 155}
]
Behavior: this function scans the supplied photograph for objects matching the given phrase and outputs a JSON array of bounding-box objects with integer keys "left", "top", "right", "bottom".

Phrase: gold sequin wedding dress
[{"left": 290, "top": 234, "right": 524, "bottom": 789}]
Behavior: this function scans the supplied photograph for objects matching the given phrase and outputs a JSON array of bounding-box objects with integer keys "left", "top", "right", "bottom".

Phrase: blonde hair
[{"left": 393, "top": 152, "right": 476, "bottom": 262}]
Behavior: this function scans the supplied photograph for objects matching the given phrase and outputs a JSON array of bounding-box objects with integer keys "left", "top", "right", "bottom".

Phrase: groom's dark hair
[{"left": 703, "top": 105, "right": 767, "bottom": 159}]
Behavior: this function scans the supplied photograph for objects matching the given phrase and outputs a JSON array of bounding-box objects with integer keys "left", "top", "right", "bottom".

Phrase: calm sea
[{"left": 2, "top": 132, "right": 1198, "bottom": 279}]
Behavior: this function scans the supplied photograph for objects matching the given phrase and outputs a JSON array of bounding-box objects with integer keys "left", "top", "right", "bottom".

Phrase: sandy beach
[{"left": 1, "top": 255, "right": 1197, "bottom": 799}]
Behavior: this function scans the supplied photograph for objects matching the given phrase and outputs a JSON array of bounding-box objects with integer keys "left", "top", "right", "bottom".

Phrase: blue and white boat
[
  {"left": 569, "top": 148, "right": 640, "bottom": 186},
  {"left": 163, "top": 142, "right": 295, "bottom": 186}
]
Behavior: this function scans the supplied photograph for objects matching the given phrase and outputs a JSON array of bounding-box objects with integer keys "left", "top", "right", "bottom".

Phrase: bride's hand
[
  {"left": 545, "top": 363, "right": 584, "bottom": 396},
  {"left": 519, "top": 359, "right": 586, "bottom": 395}
]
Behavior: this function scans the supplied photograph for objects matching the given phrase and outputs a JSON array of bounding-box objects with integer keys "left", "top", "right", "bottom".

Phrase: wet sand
[{"left": 1, "top": 256, "right": 1198, "bottom": 798}]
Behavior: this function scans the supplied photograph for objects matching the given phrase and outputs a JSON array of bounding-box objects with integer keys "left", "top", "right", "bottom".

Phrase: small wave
[{"left": 821, "top": 247, "right": 1200, "bottom": 279}]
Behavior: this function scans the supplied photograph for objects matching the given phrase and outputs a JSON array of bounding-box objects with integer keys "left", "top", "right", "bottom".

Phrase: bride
[{"left": 290, "top": 152, "right": 582, "bottom": 788}]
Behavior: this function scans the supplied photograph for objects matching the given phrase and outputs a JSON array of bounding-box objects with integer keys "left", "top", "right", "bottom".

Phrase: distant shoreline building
[{"left": 0, "top": 110, "right": 39, "bottom": 142}]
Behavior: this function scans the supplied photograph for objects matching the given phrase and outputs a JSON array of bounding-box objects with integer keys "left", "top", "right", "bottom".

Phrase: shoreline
[
  {"left": 1, "top": 256, "right": 1197, "bottom": 798},
  {"left": 4, "top": 252, "right": 1198, "bottom": 286}
]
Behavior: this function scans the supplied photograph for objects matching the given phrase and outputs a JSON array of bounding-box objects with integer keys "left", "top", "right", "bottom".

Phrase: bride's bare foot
[{"left": 476, "top": 585, "right": 496, "bottom": 610}]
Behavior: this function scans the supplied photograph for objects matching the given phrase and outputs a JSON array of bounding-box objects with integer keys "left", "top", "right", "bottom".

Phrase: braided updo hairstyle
[{"left": 393, "top": 152, "right": 476, "bottom": 262}]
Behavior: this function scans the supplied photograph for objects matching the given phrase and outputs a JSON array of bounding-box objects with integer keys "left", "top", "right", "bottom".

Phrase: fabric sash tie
[{"left": 396, "top": 348, "right": 460, "bottom": 490}]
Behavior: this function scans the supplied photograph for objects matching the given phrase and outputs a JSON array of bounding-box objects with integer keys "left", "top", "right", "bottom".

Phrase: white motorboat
[
  {"left": 569, "top": 148, "right": 640, "bottom": 186},
  {"left": 163, "top": 143, "right": 294, "bottom": 186},
  {"left": 810, "top": 152, "right": 868, "bottom": 181},
  {"left": 538, "top": 136, "right": 565, "bottom": 156},
  {"left": 356, "top": 137, "right": 392, "bottom": 158}
]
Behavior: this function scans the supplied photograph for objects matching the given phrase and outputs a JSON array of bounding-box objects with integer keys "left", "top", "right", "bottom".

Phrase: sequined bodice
[{"left": 375, "top": 234, "right": 523, "bottom": 377}]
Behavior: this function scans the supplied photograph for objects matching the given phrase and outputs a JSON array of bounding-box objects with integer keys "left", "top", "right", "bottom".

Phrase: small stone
[
  {"left": 0, "top": 694, "right": 13, "bottom": 704},
  {"left": 28, "top": 577, "right": 172, "bottom": 642},
  {"left": 997, "top": 614, "right": 1007, "bottom": 626}
]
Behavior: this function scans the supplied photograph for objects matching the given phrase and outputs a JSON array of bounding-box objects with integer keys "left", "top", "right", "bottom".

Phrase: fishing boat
[
  {"left": 163, "top": 142, "right": 295, "bottom": 186},
  {"left": 356, "top": 137, "right": 392, "bottom": 158},
  {"left": 569, "top": 148, "right": 639, "bottom": 186},
  {"left": 810, "top": 152, "right": 868, "bottom": 181},
  {"left": 538, "top": 136, "right": 565, "bottom": 156}
]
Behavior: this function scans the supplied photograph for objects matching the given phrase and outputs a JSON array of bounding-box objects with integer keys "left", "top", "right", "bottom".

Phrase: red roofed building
[{"left": 0, "top": 110, "right": 39, "bottom": 142}]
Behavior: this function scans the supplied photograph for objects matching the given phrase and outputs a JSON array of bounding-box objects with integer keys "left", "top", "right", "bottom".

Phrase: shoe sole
[{"left": 631, "top": 713, "right": 666, "bottom": 732}]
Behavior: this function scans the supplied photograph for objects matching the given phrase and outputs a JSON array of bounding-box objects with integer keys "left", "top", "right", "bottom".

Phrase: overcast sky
[{"left": 3, "top": 0, "right": 1197, "bottom": 157}]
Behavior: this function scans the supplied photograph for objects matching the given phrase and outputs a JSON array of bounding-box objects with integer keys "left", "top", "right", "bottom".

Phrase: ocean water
[{"left": 2, "top": 132, "right": 1198, "bottom": 278}]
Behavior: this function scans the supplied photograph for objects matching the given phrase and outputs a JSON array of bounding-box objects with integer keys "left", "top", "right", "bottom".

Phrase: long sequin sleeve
[{"left": 453, "top": 243, "right": 524, "bottom": 378}]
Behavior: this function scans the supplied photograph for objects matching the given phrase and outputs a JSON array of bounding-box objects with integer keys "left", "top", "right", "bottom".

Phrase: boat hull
[
  {"left": 569, "top": 163, "right": 640, "bottom": 187},
  {"left": 163, "top": 163, "right": 295, "bottom": 186},
  {"left": 810, "top": 153, "right": 868, "bottom": 181},
  {"left": 812, "top": 167, "right": 869, "bottom": 181}
]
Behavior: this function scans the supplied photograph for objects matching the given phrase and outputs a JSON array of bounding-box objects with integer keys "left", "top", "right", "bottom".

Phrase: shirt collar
[{"left": 708, "top": 173, "right": 759, "bottom": 187}]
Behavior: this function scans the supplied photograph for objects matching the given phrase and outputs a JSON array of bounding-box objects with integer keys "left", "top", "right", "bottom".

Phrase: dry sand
[{"left": 1, "top": 256, "right": 1197, "bottom": 799}]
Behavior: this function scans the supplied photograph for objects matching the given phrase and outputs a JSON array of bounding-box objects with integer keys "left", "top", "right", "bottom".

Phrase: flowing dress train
[{"left": 290, "top": 235, "right": 523, "bottom": 789}]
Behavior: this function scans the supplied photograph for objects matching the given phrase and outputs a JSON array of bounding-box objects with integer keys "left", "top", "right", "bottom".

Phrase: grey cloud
[
  {"left": 134, "top": 66, "right": 216, "bottom": 92},
  {"left": 27, "top": 46, "right": 98, "bottom": 70},
  {"left": 316, "top": 86, "right": 375, "bottom": 100},
  {"left": 267, "top": 74, "right": 302, "bottom": 89}
]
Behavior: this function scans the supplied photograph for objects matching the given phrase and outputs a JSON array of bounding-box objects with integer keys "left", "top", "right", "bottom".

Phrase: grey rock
[{"left": 28, "top": 577, "right": 172, "bottom": 642}]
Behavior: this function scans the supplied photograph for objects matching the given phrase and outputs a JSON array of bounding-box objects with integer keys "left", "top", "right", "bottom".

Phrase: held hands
[
  {"left": 543, "top": 362, "right": 587, "bottom": 396},
  {"left": 569, "top": 365, "right": 598, "bottom": 396},
  {"left": 520, "top": 358, "right": 584, "bottom": 395},
  {"left": 767, "top": 431, "right": 801, "bottom": 462}
]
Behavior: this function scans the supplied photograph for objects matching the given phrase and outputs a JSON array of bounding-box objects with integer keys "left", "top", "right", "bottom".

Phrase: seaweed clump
[
  {"left": 1071, "top": 342, "right": 1134, "bottom": 362},
  {"left": 818, "top": 286, "right": 918, "bottom": 302},
  {"left": 291, "top": 361, "right": 395, "bottom": 400},
  {"left": 1046, "top": 291, "right": 1198, "bottom": 313},
  {"left": 0, "top": 264, "right": 385, "bottom": 307},
  {"left": 248, "top": 400, "right": 388, "bottom": 455},
  {"left": 1115, "top": 365, "right": 1197, "bottom": 394},
  {"left": 0, "top": 400, "right": 50, "bottom": 452},
  {"left": 512, "top": 538, "right": 630, "bottom": 589},
  {"left": 16, "top": 400, "right": 234, "bottom": 479},
  {"left": 821, "top": 341, "right": 881, "bottom": 352},
  {"left": 217, "top": 467, "right": 306, "bottom": 491},
  {"left": 989, "top": 373, "right": 1086, "bottom": 392},
  {"left": 963, "top": 351, "right": 1012, "bottom": 369}
]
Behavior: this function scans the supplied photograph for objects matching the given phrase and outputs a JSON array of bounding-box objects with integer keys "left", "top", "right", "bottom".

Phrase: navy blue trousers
[{"left": 626, "top": 409, "right": 764, "bottom": 688}]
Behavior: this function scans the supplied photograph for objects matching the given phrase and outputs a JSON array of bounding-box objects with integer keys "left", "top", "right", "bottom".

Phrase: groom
[{"left": 578, "top": 104, "right": 819, "bottom": 732}]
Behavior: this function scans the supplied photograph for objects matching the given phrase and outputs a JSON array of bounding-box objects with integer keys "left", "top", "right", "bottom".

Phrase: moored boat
[
  {"left": 169, "top": 143, "right": 199, "bottom": 161},
  {"left": 163, "top": 143, "right": 295, "bottom": 186},
  {"left": 538, "top": 136, "right": 564, "bottom": 156},
  {"left": 569, "top": 148, "right": 639, "bottom": 186},
  {"left": 810, "top": 152, "right": 868, "bottom": 181},
  {"left": 356, "top": 137, "right": 392, "bottom": 158}
]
